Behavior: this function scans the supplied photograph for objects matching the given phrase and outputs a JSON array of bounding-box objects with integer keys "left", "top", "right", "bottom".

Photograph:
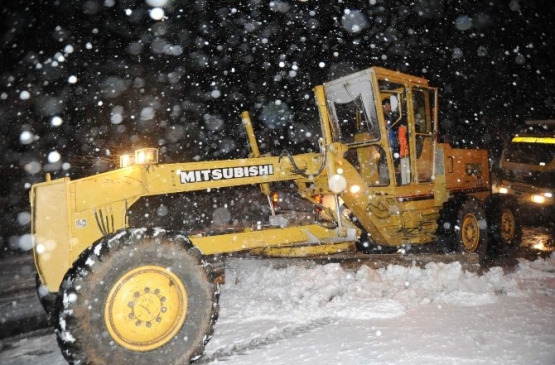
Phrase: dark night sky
[{"left": 1, "top": 0, "right": 554, "bottom": 252}]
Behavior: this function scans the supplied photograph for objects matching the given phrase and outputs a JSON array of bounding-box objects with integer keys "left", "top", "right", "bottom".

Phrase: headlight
[
  {"left": 531, "top": 194, "right": 546, "bottom": 204},
  {"left": 499, "top": 187, "right": 509, "bottom": 194},
  {"left": 119, "top": 154, "right": 134, "bottom": 168},
  {"left": 120, "top": 148, "right": 159, "bottom": 168},
  {"left": 135, "top": 148, "right": 159, "bottom": 165}
]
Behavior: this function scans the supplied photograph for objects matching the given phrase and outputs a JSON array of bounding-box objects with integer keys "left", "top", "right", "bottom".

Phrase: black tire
[
  {"left": 485, "top": 194, "right": 522, "bottom": 257},
  {"left": 35, "top": 273, "right": 56, "bottom": 318},
  {"left": 54, "top": 228, "right": 219, "bottom": 365},
  {"left": 437, "top": 196, "right": 488, "bottom": 261}
]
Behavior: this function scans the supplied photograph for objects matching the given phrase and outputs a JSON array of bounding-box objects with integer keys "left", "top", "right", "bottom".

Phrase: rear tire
[
  {"left": 437, "top": 196, "right": 488, "bottom": 261},
  {"left": 54, "top": 228, "right": 219, "bottom": 365},
  {"left": 486, "top": 195, "right": 522, "bottom": 257}
]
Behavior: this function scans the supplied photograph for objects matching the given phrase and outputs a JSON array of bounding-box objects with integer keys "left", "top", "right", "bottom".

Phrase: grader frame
[{"left": 30, "top": 66, "right": 520, "bottom": 365}]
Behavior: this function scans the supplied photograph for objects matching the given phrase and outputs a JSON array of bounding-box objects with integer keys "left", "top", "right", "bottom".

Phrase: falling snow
[{"left": 1, "top": 1, "right": 555, "bottom": 363}]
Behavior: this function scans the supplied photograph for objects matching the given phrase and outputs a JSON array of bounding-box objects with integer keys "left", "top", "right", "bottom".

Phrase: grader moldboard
[{"left": 31, "top": 67, "right": 521, "bottom": 364}]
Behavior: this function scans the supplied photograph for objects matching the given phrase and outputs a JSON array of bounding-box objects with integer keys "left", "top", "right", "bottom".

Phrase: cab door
[
  {"left": 396, "top": 85, "right": 437, "bottom": 243},
  {"left": 410, "top": 86, "right": 437, "bottom": 185},
  {"left": 376, "top": 80, "right": 438, "bottom": 244}
]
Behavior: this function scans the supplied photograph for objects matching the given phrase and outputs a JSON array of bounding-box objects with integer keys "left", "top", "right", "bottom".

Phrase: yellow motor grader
[{"left": 30, "top": 66, "right": 521, "bottom": 364}]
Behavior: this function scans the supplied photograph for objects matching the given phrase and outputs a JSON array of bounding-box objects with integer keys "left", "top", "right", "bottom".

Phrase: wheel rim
[
  {"left": 500, "top": 209, "right": 516, "bottom": 243},
  {"left": 461, "top": 213, "right": 480, "bottom": 252},
  {"left": 105, "top": 265, "right": 187, "bottom": 352}
]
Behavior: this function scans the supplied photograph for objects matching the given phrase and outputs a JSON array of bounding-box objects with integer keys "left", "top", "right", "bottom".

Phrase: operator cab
[{"left": 323, "top": 67, "right": 437, "bottom": 188}]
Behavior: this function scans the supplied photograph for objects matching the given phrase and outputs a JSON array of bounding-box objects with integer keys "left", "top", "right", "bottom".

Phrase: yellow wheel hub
[
  {"left": 500, "top": 209, "right": 516, "bottom": 242},
  {"left": 461, "top": 213, "right": 480, "bottom": 252},
  {"left": 105, "top": 265, "right": 187, "bottom": 352}
]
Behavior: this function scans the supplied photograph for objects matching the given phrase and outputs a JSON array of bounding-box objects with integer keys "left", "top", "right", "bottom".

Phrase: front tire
[
  {"left": 35, "top": 273, "right": 56, "bottom": 318},
  {"left": 54, "top": 228, "right": 219, "bottom": 365}
]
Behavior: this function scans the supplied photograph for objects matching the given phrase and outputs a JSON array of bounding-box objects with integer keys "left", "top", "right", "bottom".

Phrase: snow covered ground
[{"left": 1, "top": 252, "right": 555, "bottom": 365}]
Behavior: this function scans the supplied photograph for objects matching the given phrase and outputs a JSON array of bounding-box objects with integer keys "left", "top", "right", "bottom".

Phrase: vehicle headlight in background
[
  {"left": 531, "top": 194, "right": 546, "bottom": 204},
  {"left": 499, "top": 187, "right": 509, "bottom": 194}
]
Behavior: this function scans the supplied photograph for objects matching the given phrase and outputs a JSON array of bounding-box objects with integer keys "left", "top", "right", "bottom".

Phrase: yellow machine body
[{"left": 31, "top": 67, "right": 491, "bottom": 292}]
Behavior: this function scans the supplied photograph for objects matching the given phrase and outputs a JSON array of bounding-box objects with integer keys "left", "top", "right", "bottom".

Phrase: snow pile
[
  {"left": 516, "top": 254, "right": 555, "bottom": 275},
  {"left": 1, "top": 254, "right": 554, "bottom": 365},
  {"left": 219, "top": 258, "right": 523, "bottom": 323},
  {"left": 203, "top": 255, "right": 555, "bottom": 364}
]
